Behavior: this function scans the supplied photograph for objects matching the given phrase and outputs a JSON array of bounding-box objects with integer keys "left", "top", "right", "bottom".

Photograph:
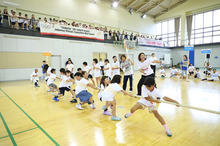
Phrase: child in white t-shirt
[
  {"left": 30, "top": 69, "right": 40, "bottom": 87},
  {"left": 103, "top": 59, "right": 111, "bottom": 80},
  {"left": 159, "top": 66, "right": 166, "bottom": 78},
  {"left": 102, "top": 75, "right": 134, "bottom": 121},
  {"left": 170, "top": 66, "right": 178, "bottom": 78},
  {"left": 92, "top": 58, "right": 101, "bottom": 86},
  {"left": 75, "top": 71, "right": 99, "bottom": 110},
  {"left": 194, "top": 68, "right": 201, "bottom": 79},
  {"left": 98, "top": 76, "right": 112, "bottom": 115},
  {"left": 83, "top": 62, "right": 95, "bottom": 85},
  {"left": 52, "top": 70, "right": 77, "bottom": 102},
  {"left": 202, "top": 68, "right": 220, "bottom": 81},
  {"left": 112, "top": 56, "right": 120, "bottom": 76},
  {"left": 124, "top": 77, "right": 180, "bottom": 137},
  {"left": 188, "top": 63, "right": 195, "bottom": 78},
  {"left": 47, "top": 68, "right": 60, "bottom": 93}
]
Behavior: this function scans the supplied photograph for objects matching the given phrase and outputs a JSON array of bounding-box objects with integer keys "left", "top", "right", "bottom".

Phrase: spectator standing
[
  {"left": 65, "top": 58, "right": 73, "bottom": 66},
  {"left": 17, "top": 12, "right": 24, "bottom": 29},
  {"left": 104, "top": 27, "right": 108, "bottom": 40},
  {"left": 36, "top": 17, "right": 41, "bottom": 31},
  {"left": 109, "top": 29, "right": 112, "bottom": 40},
  {"left": 124, "top": 32, "right": 128, "bottom": 40},
  {"left": 130, "top": 33, "right": 133, "bottom": 41},
  {"left": 30, "top": 14, "right": 36, "bottom": 31},
  {"left": 0, "top": 10, "right": 2, "bottom": 25},
  {"left": 23, "top": 14, "right": 29, "bottom": 30},
  {"left": 116, "top": 31, "right": 120, "bottom": 41},
  {"left": 149, "top": 53, "right": 158, "bottom": 77},
  {"left": 3, "top": 9, "right": 9, "bottom": 27},
  {"left": 120, "top": 31, "right": 124, "bottom": 40},
  {"left": 10, "top": 11, "right": 17, "bottom": 29},
  {"left": 99, "top": 58, "right": 105, "bottom": 76}
]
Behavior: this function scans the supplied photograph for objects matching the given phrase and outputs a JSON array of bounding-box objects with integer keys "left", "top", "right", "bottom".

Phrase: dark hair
[
  {"left": 43, "top": 64, "right": 49, "bottom": 73},
  {"left": 183, "top": 55, "right": 188, "bottom": 60},
  {"left": 113, "top": 56, "right": 116, "bottom": 59},
  {"left": 66, "top": 70, "right": 71, "bottom": 74},
  {"left": 81, "top": 71, "right": 86, "bottom": 76},
  {"left": 83, "top": 62, "right": 87, "bottom": 66},
  {"left": 213, "top": 68, "right": 216, "bottom": 71},
  {"left": 172, "top": 65, "right": 175, "bottom": 67},
  {"left": 51, "top": 68, "right": 56, "bottom": 73},
  {"left": 100, "top": 76, "right": 109, "bottom": 87},
  {"left": 77, "top": 68, "right": 82, "bottom": 71},
  {"left": 138, "top": 52, "right": 145, "bottom": 61},
  {"left": 143, "top": 77, "right": 155, "bottom": 87},
  {"left": 93, "top": 58, "right": 98, "bottom": 64},
  {"left": 43, "top": 60, "right": 46, "bottom": 63},
  {"left": 105, "top": 59, "right": 109, "bottom": 63},
  {"left": 59, "top": 68, "right": 66, "bottom": 73},
  {"left": 121, "top": 55, "right": 126, "bottom": 60},
  {"left": 152, "top": 53, "right": 155, "bottom": 56},
  {"left": 74, "top": 72, "right": 82, "bottom": 77},
  {"left": 111, "top": 75, "right": 121, "bottom": 84},
  {"left": 196, "top": 68, "right": 199, "bottom": 70}
]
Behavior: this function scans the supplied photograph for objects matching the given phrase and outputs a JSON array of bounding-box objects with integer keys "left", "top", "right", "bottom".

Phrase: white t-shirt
[
  {"left": 11, "top": 15, "right": 17, "bottom": 22},
  {"left": 188, "top": 66, "right": 195, "bottom": 72},
  {"left": 211, "top": 71, "right": 219, "bottom": 80},
  {"left": 75, "top": 78, "right": 89, "bottom": 95},
  {"left": 104, "top": 63, "right": 111, "bottom": 77},
  {"left": 138, "top": 86, "right": 164, "bottom": 107},
  {"left": 24, "top": 18, "right": 29, "bottom": 24},
  {"left": 102, "top": 83, "right": 123, "bottom": 101},
  {"left": 149, "top": 56, "right": 158, "bottom": 66},
  {"left": 17, "top": 15, "right": 24, "bottom": 23},
  {"left": 30, "top": 71, "right": 39, "bottom": 81},
  {"left": 84, "top": 66, "right": 92, "bottom": 75},
  {"left": 112, "top": 61, "right": 120, "bottom": 76},
  {"left": 138, "top": 59, "right": 153, "bottom": 76},
  {"left": 195, "top": 71, "right": 201, "bottom": 78},
  {"left": 98, "top": 84, "right": 107, "bottom": 100},
  {"left": 99, "top": 61, "right": 105, "bottom": 67},
  {"left": 59, "top": 76, "right": 71, "bottom": 88},
  {"left": 66, "top": 64, "right": 74, "bottom": 72},
  {"left": 171, "top": 69, "right": 178, "bottom": 75},
  {"left": 121, "top": 60, "right": 133, "bottom": 76},
  {"left": 45, "top": 67, "right": 52, "bottom": 80},
  {"left": 93, "top": 64, "right": 101, "bottom": 77},
  {"left": 47, "top": 73, "right": 56, "bottom": 85},
  {"left": 159, "top": 69, "right": 165, "bottom": 75}
]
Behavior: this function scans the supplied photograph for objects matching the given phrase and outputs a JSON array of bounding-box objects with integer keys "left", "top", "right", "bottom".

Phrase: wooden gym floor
[{"left": 0, "top": 71, "right": 220, "bottom": 146}]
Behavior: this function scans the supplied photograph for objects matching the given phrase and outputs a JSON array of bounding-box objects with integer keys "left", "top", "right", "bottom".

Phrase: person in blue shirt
[
  {"left": 41, "top": 60, "right": 46, "bottom": 81},
  {"left": 180, "top": 55, "right": 189, "bottom": 79}
]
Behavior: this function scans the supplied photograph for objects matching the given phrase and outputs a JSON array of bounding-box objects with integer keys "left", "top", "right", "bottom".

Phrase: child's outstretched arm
[
  {"left": 87, "top": 83, "right": 99, "bottom": 90},
  {"left": 163, "top": 96, "right": 180, "bottom": 107},
  {"left": 145, "top": 95, "right": 160, "bottom": 103}
]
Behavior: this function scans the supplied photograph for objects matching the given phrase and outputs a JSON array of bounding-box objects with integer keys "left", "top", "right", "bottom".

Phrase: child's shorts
[
  {"left": 59, "top": 87, "right": 71, "bottom": 95},
  {"left": 49, "top": 83, "right": 57, "bottom": 88},
  {"left": 76, "top": 90, "right": 92, "bottom": 103},
  {"left": 138, "top": 98, "right": 158, "bottom": 112}
]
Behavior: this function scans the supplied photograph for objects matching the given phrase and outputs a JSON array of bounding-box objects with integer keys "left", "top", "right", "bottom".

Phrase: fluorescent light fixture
[
  {"left": 3, "top": 1, "right": 20, "bottom": 7},
  {"left": 112, "top": 1, "right": 118, "bottom": 8},
  {"left": 91, "top": 0, "right": 97, "bottom": 4},
  {"left": 141, "top": 14, "right": 146, "bottom": 19},
  {"left": 129, "top": 8, "right": 133, "bottom": 14}
]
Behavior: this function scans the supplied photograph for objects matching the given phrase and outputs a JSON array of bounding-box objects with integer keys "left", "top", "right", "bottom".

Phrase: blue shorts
[{"left": 76, "top": 90, "right": 92, "bottom": 103}]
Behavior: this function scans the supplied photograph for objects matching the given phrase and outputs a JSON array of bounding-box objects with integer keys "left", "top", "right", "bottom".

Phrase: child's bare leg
[
  {"left": 125, "top": 102, "right": 142, "bottom": 118},
  {"left": 70, "top": 90, "right": 76, "bottom": 98},
  {"left": 95, "top": 78, "right": 98, "bottom": 85},
  {"left": 89, "top": 96, "right": 94, "bottom": 103},
  {"left": 152, "top": 110, "right": 165, "bottom": 125},
  {"left": 91, "top": 78, "right": 95, "bottom": 85},
  {"left": 109, "top": 99, "right": 116, "bottom": 117}
]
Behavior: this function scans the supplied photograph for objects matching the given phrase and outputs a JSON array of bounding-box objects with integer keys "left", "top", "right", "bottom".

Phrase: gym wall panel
[
  {"left": 2, "top": 36, "right": 17, "bottom": 52},
  {"left": 16, "top": 38, "right": 31, "bottom": 52}
]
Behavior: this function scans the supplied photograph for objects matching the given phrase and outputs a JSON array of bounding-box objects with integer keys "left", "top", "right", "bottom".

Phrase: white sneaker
[
  {"left": 76, "top": 104, "right": 83, "bottom": 110},
  {"left": 129, "top": 90, "right": 132, "bottom": 93},
  {"left": 51, "top": 92, "right": 55, "bottom": 95},
  {"left": 90, "top": 103, "right": 96, "bottom": 109},
  {"left": 136, "top": 95, "right": 142, "bottom": 98}
]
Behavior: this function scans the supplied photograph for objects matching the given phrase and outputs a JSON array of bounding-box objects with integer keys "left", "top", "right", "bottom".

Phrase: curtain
[
  {"left": 174, "top": 17, "right": 180, "bottom": 46},
  {"left": 186, "top": 15, "right": 193, "bottom": 45}
]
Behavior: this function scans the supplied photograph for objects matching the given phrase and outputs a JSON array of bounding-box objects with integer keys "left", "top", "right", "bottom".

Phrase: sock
[
  {"left": 163, "top": 124, "right": 169, "bottom": 131},
  {"left": 126, "top": 112, "right": 132, "bottom": 117}
]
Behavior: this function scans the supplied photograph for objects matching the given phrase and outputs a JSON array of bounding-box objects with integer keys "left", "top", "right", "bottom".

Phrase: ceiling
[{"left": 101, "top": 0, "right": 187, "bottom": 18}]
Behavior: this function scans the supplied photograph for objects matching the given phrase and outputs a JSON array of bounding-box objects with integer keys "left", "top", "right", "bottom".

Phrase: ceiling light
[
  {"left": 3, "top": 1, "right": 20, "bottom": 7},
  {"left": 112, "top": 1, "right": 118, "bottom": 8},
  {"left": 141, "top": 14, "right": 146, "bottom": 19},
  {"left": 129, "top": 8, "right": 133, "bottom": 14}
]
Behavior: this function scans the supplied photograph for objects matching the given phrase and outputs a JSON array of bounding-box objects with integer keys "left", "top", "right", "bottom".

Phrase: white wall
[
  {"left": 0, "top": 0, "right": 156, "bottom": 35},
  {"left": 0, "top": 34, "right": 170, "bottom": 81},
  {"left": 171, "top": 45, "right": 220, "bottom": 68}
]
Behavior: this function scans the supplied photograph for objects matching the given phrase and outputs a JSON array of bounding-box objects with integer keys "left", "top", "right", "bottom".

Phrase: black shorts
[
  {"left": 18, "top": 23, "right": 23, "bottom": 27},
  {"left": 70, "top": 73, "right": 74, "bottom": 79},
  {"left": 189, "top": 71, "right": 194, "bottom": 75},
  {"left": 59, "top": 87, "right": 70, "bottom": 95},
  {"left": 88, "top": 74, "right": 93, "bottom": 79},
  {"left": 11, "top": 22, "right": 16, "bottom": 25}
]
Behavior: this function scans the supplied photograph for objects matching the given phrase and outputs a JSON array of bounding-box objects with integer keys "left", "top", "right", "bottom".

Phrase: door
[{"left": 51, "top": 55, "right": 61, "bottom": 77}]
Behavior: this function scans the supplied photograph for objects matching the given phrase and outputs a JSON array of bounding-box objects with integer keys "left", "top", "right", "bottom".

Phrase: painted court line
[
  {"left": 0, "top": 88, "right": 60, "bottom": 146},
  {"left": 0, "top": 112, "right": 17, "bottom": 146}
]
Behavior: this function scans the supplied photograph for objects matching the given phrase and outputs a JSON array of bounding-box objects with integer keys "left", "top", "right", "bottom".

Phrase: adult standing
[
  {"left": 149, "top": 53, "right": 158, "bottom": 77},
  {"left": 65, "top": 58, "right": 73, "bottom": 66},
  {"left": 137, "top": 52, "right": 163, "bottom": 96},
  {"left": 2, "top": 9, "right": 9, "bottom": 27},
  {"left": 66, "top": 60, "right": 74, "bottom": 79},
  {"left": 180, "top": 55, "right": 190, "bottom": 79},
  {"left": 120, "top": 55, "right": 134, "bottom": 93},
  {"left": 99, "top": 58, "right": 105, "bottom": 76},
  {"left": 112, "top": 56, "right": 120, "bottom": 76}
]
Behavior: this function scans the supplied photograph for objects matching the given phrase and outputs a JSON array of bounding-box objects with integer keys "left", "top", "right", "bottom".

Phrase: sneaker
[
  {"left": 124, "top": 113, "right": 131, "bottom": 118},
  {"left": 70, "top": 99, "right": 77, "bottom": 103},
  {"left": 47, "top": 88, "right": 52, "bottom": 92},
  {"left": 35, "top": 85, "right": 40, "bottom": 87},
  {"left": 103, "top": 111, "right": 112, "bottom": 115},
  {"left": 76, "top": 104, "right": 83, "bottom": 110},
  {"left": 129, "top": 90, "right": 132, "bottom": 93},
  {"left": 102, "top": 106, "right": 107, "bottom": 110},
  {"left": 111, "top": 116, "right": 121, "bottom": 121},
  {"left": 136, "top": 95, "right": 142, "bottom": 98},
  {"left": 90, "top": 103, "right": 96, "bottom": 109},
  {"left": 52, "top": 97, "right": 59, "bottom": 102},
  {"left": 166, "top": 129, "right": 172, "bottom": 137}
]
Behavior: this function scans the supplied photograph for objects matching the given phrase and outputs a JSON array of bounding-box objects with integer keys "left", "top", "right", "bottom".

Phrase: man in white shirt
[
  {"left": 149, "top": 53, "right": 158, "bottom": 77},
  {"left": 99, "top": 58, "right": 105, "bottom": 76}
]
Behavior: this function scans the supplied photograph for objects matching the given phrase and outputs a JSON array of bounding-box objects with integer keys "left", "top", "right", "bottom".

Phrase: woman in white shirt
[
  {"left": 137, "top": 52, "right": 162, "bottom": 96},
  {"left": 112, "top": 56, "right": 120, "bottom": 76},
  {"left": 93, "top": 58, "right": 101, "bottom": 86},
  {"left": 149, "top": 53, "right": 158, "bottom": 77}
]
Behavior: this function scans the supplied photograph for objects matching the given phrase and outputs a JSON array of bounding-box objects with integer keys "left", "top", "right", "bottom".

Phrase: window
[
  {"left": 191, "top": 9, "right": 220, "bottom": 45},
  {"left": 156, "top": 18, "right": 181, "bottom": 47}
]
